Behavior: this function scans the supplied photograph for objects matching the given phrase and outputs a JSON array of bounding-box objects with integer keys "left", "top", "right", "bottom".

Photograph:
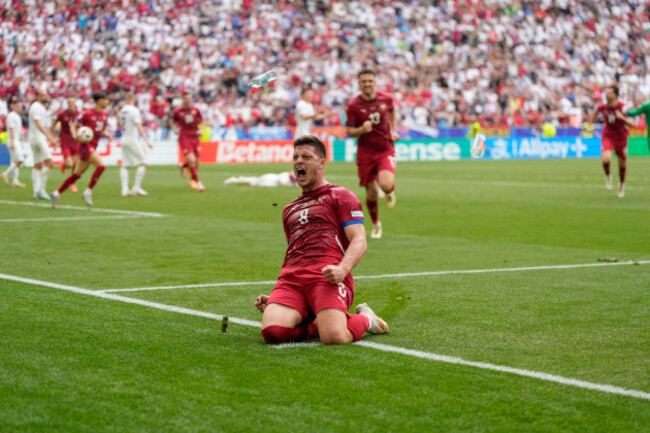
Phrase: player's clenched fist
[
  {"left": 322, "top": 264, "right": 348, "bottom": 285},
  {"left": 361, "top": 120, "right": 372, "bottom": 134},
  {"left": 254, "top": 294, "right": 269, "bottom": 312}
]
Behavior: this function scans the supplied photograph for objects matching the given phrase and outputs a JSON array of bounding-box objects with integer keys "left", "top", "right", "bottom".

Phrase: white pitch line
[
  {"left": 1, "top": 271, "right": 649, "bottom": 402},
  {"left": 0, "top": 215, "right": 149, "bottom": 223},
  {"left": 101, "top": 260, "right": 650, "bottom": 293},
  {"left": 0, "top": 200, "right": 164, "bottom": 218}
]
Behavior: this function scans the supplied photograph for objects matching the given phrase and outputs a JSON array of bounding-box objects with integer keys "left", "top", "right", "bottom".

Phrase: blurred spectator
[{"left": 0, "top": 0, "right": 649, "bottom": 132}]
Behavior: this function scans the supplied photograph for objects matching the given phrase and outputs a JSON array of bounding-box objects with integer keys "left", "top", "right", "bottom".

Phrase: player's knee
[
  {"left": 319, "top": 329, "right": 351, "bottom": 345},
  {"left": 261, "top": 325, "right": 297, "bottom": 345}
]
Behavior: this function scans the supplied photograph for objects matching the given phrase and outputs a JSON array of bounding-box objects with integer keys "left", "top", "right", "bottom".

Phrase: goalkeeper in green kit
[{"left": 625, "top": 100, "right": 650, "bottom": 152}]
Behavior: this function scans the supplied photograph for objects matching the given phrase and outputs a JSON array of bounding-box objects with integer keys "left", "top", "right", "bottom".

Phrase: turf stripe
[
  {"left": 101, "top": 260, "right": 650, "bottom": 292},
  {"left": 2, "top": 272, "right": 649, "bottom": 401}
]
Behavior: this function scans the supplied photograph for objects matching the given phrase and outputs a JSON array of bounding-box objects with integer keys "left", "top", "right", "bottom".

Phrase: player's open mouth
[{"left": 296, "top": 168, "right": 306, "bottom": 176}]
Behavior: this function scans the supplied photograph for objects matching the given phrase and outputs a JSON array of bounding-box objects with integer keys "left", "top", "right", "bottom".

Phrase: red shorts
[
  {"left": 357, "top": 150, "right": 397, "bottom": 187},
  {"left": 268, "top": 265, "right": 355, "bottom": 321},
  {"left": 80, "top": 144, "right": 97, "bottom": 162},
  {"left": 601, "top": 136, "right": 627, "bottom": 157},
  {"left": 179, "top": 136, "right": 200, "bottom": 157},
  {"left": 60, "top": 139, "right": 80, "bottom": 158}
]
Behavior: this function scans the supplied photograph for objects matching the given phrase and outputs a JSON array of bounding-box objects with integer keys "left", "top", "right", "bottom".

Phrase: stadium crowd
[{"left": 1, "top": 0, "right": 649, "bottom": 133}]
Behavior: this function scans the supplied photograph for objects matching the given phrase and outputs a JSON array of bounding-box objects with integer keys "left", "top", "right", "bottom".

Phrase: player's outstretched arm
[{"left": 322, "top": 223, "right": 367, "bottom": 285}]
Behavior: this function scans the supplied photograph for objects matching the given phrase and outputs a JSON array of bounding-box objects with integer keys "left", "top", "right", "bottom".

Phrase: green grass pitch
[{"left": 1, "top": 157, "right": 649, "bottom": 432}]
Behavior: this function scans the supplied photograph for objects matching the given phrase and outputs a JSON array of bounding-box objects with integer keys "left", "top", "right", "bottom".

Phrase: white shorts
[
  {"left": 9, "top": 141, "right": 25, "bottom": 163},
  {"left": 121, "top": 141, "right": 146, "bottom": 167},
  {"left": 30, "top": 139, "right": 52, "bottom": 164}
]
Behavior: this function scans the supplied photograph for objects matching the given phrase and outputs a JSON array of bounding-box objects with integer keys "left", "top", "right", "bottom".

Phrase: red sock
[
  {"left": 306, "top": 322, "right": 319, "bottom": 340},
  {"left": 366, "top": 199, "right": 379, "bottom": 224},
  {"left": 88, "top": 166, "right": 105, "bottom": 189},
  {"left": 58, "top": 173, "right": 81, "bottom": 194},
  {"left": 619, "top": 165, "right": 626, "bottom": 183},
  {"left": 603, "top": 161, "right": 610, "bottom": 176},
  {"left": 347, "top": 314, "right": 370, "bottom": 341},
  {"left": 190, "top": 166, "right": 199, "bottom": 182},
  {"left": 261, "top": 325, "right": 308, "bottom": 344}
]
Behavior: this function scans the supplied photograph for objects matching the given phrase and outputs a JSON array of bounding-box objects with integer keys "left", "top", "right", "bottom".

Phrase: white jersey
[
  {"left": 118, "top": 104, "right": 142, "bottom": 143},
  {"left": 6, "top": 111, "right": 22, "bottom": 147},
  {"left": 295, "top": 99, "right": 315, "bottom": 138},
  {"left": 28, "top": 101, "right": 48, "bottom": 144}
]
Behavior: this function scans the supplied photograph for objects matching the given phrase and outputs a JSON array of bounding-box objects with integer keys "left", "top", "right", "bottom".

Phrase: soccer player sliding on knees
[{"left": 254, "top": 135, "right": 389, "bottom": 345}]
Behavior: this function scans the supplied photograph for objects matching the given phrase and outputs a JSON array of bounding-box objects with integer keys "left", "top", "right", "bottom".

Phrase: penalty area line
[
  {"left": 0, "top": 199, "right": 165, "bottom": 218},
  {"left": 1, "top": 272, "right": 649, "bottom": 402},
  {"left": 102, "top": 260, "right": 650, "bottom": 293},
  {"left": 0, "top": 215, "right": 152, "bottom": 223}
]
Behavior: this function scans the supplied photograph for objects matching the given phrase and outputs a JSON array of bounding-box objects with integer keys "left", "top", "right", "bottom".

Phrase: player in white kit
[
  {"left": 1, "top": 97, "right": 26, "bottom": 188},
  {"left": 118, "top": 93, "right": 153, "bottom": 196},
  {"left": 28, "top": 89, "right": 59, "bottom": 200},
  {"left": 294, "top": 88, "right": 329, "bottom": 138},
  {"left": 223, "top": 171, "right": 297, "bottom": 187}
]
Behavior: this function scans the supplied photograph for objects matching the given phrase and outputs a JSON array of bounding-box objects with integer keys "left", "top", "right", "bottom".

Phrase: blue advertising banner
[{"left": 484, "top": 137, "right": 601, "bottom": 160}]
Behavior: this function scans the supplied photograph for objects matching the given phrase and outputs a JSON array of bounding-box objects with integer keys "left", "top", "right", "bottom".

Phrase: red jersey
[
  {"left": 56, "top": 109, "right": 79, "bottom": 144},
  {"left": 345, "top": 91, "right": 395, "bottom": 156},
  {"left": 172, "top": 105, "right": 202, "bottom": 138},
  {"left": 597, "top": 102, "right": 629, "bottom": 142},
  {"left": 77, "top": 108, "right": 108, "bottom": 147},
  {"left": 282, "top": 184, "right": 364, "bottom": 269}
]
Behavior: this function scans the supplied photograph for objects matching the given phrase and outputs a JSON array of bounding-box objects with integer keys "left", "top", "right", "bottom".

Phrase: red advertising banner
[{"left": 185, "top": 140, "right": 332, "bottom": 164}]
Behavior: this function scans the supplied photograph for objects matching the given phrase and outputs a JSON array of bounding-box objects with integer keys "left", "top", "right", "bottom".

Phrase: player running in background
[
  {"left": 29, "top": 88, "right": 59, "bottom": 200},
  {"left": 624, "top": 98, "right": 650, "bottom": 152},
  {"left": 52, "top": 95, "right": 80, "bottom": 192},
  {"left": 171, "top": 92, "right": 204, "bottom": 192},
  {"left": 345, "top": 69, "right": 400, "bottom": 239},
  {"left": 1, "top": 97, "right": 26, "bottom": 188},
  {"left": 223, "top": 171, "right": 296, "bottom": 187},
  {"left": 254, "top": 135, "right": 389, "bottom": 345},
  {"left": 51, "top": 92, "right": 111, "bottom": 208},
  {"left": 294, "top": 87, "right": 329, "bottom": 138},
  {"left": 118, "top": 92, "right": 153, "bottom": 196},
  {"left": 586, "top": 84, "right": 635, "bottom": 198}
]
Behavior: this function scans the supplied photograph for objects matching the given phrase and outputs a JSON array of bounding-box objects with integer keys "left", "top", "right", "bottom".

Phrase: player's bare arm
[
  {"left": 346, "top": 120, "right": 372, "bottom": 138},
  {"left": 35, "top": 118, "right": 59, "bottom": 146},
  {"left": 136, "top": 122, "right": 153, "bottom": 148},
  {"left": 322, "top": 223, "right": 367, "bottom": 285},
  {"left": 389, "top": 110, "right": 400, "bottom": 141},
  {"left": 615, "top": 110, "right": 635, "bottom": 128},
  {"left": 8, "top": 126, "right": 15, "bottom": 150}
]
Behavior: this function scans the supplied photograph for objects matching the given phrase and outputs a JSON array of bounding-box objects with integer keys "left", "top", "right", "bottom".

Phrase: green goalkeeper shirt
[{"left": 627, "top": 100, "right": 650, "bottom": 146}]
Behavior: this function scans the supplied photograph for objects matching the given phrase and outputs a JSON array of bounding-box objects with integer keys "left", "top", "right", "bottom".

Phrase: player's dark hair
[
  {"left": 608, "top": 84, "right": 619, "bottom": 96},
  {"left": 93, "top": 92, "right": 107, "bottom": 102},
  {"left": 358, "top": 69, "right": 376, "bottom": 78},
  {"left": 294, "top": 135, "right": 327, "bottom": 159},
  {"left": 300, "top": 86, "right": 312, "bottom": 96},
  {"left": 8, "top": 96, "right": 20, "bottom": 105},
  {"left": 182, "top": 91, "right": 192, "bottom": 97}
]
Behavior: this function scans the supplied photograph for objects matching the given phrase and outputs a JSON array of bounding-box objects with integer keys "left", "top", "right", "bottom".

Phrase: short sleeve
[
  {"left": 345, "top": 101, "right": 357, "bottom": 127},
  {"left": 335, "top": 188, "right": 364, "bottom": 228}
]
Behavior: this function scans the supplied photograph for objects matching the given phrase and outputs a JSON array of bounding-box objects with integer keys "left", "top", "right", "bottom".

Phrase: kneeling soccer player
[{"left": 254, "top": 135, "right": 389, "bottom": 345}]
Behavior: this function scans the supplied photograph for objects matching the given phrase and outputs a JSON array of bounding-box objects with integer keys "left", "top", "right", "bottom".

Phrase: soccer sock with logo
[
  {"left": 133, "top": 165, "right": 146, "bottom": 191},
  {"left": 603, "top": 161, "right": 611, "bottom": 176},
  {"left": 58, "top": 173, "right": 81, "bottom": 194},
  {"left": 347, "top": 314, "right": 370, "bottom": 341},
  {"left": 190, "top": 166, "right": 199, "bottom": 182},
  {"left": 120, "top": 167, "right": 129, "bottom": 191},
  {"left": 39, "top": 166, "right": 50, "bottom": 194},
  {"left": 32, "top": 168, "right": 41, "bottom": 195},
  {"left": 88, "top": 166, "right": 106, "bottom": 189},
  {"left": 366, "top": 198, "right": 379, "bottom": 224}
]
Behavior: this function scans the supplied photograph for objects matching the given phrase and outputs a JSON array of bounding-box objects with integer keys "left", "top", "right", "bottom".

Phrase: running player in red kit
[
  {"left": 254, "top": 135, "right": 389, "bottom": 345},
  {"left": 52, "top": 95, "right": 80, "bottom": 192},
  {"left": 51, "top": 92, "right": 112, "bottom": 208},
  {"left": 345, "top": 69, "right": 400, "bottom": 239},
  {"left": 172, "top": 92, "right": 205, "bottom": 191},
  {"left": 587, "top": 84, "right": 635, "bottom": 198}
]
